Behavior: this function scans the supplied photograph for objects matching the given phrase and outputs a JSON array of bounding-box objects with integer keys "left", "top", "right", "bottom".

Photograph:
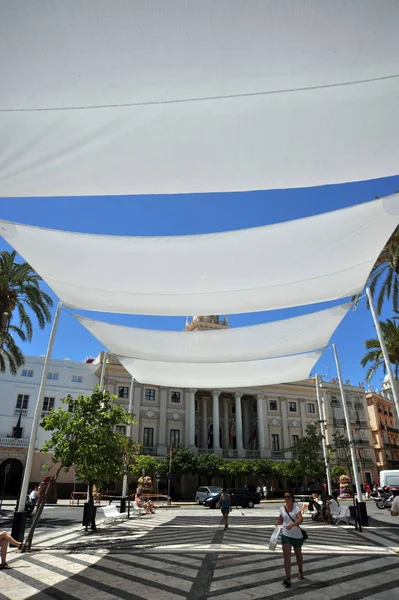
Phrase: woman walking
[
  {"left": 276, "top": 492, "right": 305, "bottom": 588},
  {"left": 0, "top": 531, "right": 22, "bottom": 570},
  {"left": 218, "top": 491, "right": 231, "bottom": 530}
]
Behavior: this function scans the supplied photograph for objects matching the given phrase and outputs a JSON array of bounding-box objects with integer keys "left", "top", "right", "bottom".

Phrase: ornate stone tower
[{"left": 185, "top": 315, "right": 229, "bottom": 331}]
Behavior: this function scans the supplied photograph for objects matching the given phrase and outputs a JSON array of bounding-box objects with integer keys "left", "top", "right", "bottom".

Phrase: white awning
[
  {"left": 119, "top": 352, "right": 322, "bottom": 389},
  {"left": 75, "top": 304, "right": 349, "bottom": 363},
  {"left": 1, "top": 1, "right": 399, "bottom": 197},
  {"left": 0, "top": 196, "right": 397, "bottom": 315}
]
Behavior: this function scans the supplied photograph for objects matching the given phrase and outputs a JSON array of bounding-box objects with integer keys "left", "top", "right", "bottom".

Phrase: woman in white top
[{"left": 276, "top": 491, "right": 304, "bottom": 588}]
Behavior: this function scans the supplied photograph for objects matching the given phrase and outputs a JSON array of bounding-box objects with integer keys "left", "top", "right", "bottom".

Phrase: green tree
[
  {"left": 328, "top": 431, "right": 352, "bottom": 480},
  {"left": 290, "top": 423, "right": 325, "bottom": 481},
  {"left": 159, "top": 445, "right": 198, "bottom": 478},
  {"left": 360, "top": 318, "right": 399, "bottom": 382},
  {"left": 196, "top": 453, "right": 224, "bottom": 483},
  {"left": 130, "top": 454, "right": 159, "bottom": 479},
  {"left": 41, "top": 388, "right": 133, "bottom": 531},
  {"left": 364, "top": 225, "right": 399, "bottom": 314},
  {"left": 0, "top": 250, "right": 53, "bottom": 373}
]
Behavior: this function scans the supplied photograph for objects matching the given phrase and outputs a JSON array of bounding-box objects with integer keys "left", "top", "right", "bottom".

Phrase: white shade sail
[
  {"left": 1, "top": 196, "right": 398, "bottom": 315},
  {"left": 119, "top": 352, "right": 322, "bottom": 389},
  {"left": 76, "top": 304, "right": 349, "bottom": 363},
  {"left": 1, "top": 1, "right": 399, "bottom": 197}
]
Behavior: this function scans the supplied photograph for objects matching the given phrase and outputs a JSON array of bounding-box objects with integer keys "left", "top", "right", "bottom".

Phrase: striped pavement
[{"left": 0, "top": 507, "right": 398, "bottom": 599}]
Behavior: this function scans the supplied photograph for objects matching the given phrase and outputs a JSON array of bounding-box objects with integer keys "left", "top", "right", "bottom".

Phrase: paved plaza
[{"left": 1, "top": 505, "right": 398, "bottom": 600}]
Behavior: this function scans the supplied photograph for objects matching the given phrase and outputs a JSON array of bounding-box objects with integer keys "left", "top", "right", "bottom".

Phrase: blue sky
[{"left": 1, "top": 175, "right": 398, "bottom": 390}]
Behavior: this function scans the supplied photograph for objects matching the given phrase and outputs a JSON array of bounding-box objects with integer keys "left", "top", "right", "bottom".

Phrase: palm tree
[
  {"left": 360, "top": 318, "right": 399, "bottom": 382},
  {"left": 0, "top": 250, "right": 53, "bottom": 373},
  {"left": 366, "top": 225, "right": 399, "bottom": 314}
]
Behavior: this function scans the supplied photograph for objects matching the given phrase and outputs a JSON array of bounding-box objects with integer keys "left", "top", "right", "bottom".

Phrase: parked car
[
  {"left": 204, "top": 488, "right": 261, "bottom": 509},
  {"left": 195, "top": 486, "right": 223, "bottom": 504}
]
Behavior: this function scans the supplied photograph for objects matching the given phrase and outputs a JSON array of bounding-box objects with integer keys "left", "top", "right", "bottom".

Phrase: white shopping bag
[{"left": 269, "top": 525, "right": 282, "bottom": 551}]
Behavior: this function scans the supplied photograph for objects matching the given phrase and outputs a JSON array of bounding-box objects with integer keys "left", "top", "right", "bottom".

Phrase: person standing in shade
[
  {"left": 263, "top": 484, "right": 268, "bottom": 499},
  {"left": 276, "top": 491, "right": 305, "bottom": 588},
  {"left": 217, "top": 491, "right": 231, "bottom": 530}
]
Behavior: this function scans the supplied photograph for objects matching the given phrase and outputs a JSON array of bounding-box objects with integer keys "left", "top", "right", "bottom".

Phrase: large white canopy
[
  {"left": 119, "top": 352, "right": 322, "bottom": 389},
  {"left": 1, "top": 1, "right": 399, "bottom": 197},
  {"left": 76, "top": 304, "right": 349, "bottom": 363},
  {"left": 1, "top": 196, "right": 398, "bottom": 315}
]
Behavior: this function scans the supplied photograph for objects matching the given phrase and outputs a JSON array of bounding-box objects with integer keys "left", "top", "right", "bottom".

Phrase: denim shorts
[{"left": 281, "top": 534, "right": 303, "bottom": 548}]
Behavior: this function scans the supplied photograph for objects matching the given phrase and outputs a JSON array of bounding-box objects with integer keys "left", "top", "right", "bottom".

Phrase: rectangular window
[
  {"left": 21, "top": 369, "right": 33, "bottom": 377},
  {"left": 252, "top": 401, "right": 257, "bottom": 413},
  {"left": 269, "top": 400, "right": 278, "bottom": 411},
  {"left": 171, "top": 391, "right": 181, "bottom": 403},
  {"left": 289, "top": 401, "right": 297, "bottom": 412},
  {"left": 292, "top": 435, "right": 299, "bottom": 445},
  {"left": 143, "top": 427, "right": 154, "bottom": 447},
  {"left": 115, "top": 425, "right": 127, "bottom": 435},
  {"left": 170, "top": 429, "right": 180, "bottom": 448},
  {"left": 272, "top": 434, "right": 280, "bottom": 451},
  {"left": 16, "top": 394, "right": 29, "bottom": 410},
  {"left": 47, "top": 372, "right": 59, "bottom": 380},
  {"left": 72, "top": 375, "right": 83, "bottom": 383},
  {"left": 118, "top": 386, "right": 129, "bottom": 399},
  {"left": 42, "top": 397, "right": 55, "bottom": 412},
  {"left": 145, "top": 388, "right": 155, "bottom": 401},
  {"left": 12, "top": 426, "right": 23, "bottom": 439},
  {"left": 195, "top": 399, "right": 198, "bottom": 412},
  {"left": 307, "top": 403, "right": 315, "bottom": 414},
  {"left": 232, "top": 403, "right": 236, "bottom": 414}
]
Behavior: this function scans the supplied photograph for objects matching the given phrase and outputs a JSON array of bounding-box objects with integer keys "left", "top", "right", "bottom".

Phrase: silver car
[{"left": 195, "top": 486, "right": 223, "bottom": 504}]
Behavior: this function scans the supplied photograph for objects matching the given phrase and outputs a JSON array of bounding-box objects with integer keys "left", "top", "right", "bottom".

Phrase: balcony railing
[
  {"left": 142, "top": 446, "right": 157, "bottom": 456},
  {"left": 222, "top": 450, "right": 238, "bottom": 458},
  {"left": 386, "top": 426, "right": 399, "bottom": 434},
  {"left": 198, "top": 448, "right": 213, "bottom": 455},
  {"left": 0, "top": 437, "right": 30, "bottom": 448},
  {"left": 14, "top": 408, "right": 28, "bottom": 416},
  {"left": 246, "top": 450, "right": 260, "bottom": 459},
  {"left": 271, "top": 450, "right": 285, "bottom": 459}
]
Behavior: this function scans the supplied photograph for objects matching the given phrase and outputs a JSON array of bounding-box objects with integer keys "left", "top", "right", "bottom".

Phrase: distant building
[
  {"left": 0, "top": 356, "right": 97, "bottom": 496},
  {"left": 367, "top": 390, "right": 399, "bottom": 473}
]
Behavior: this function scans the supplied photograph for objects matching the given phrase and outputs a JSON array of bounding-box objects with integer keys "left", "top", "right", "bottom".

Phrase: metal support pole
[
  {"left": 315, "top": 375, "right": 332, "bottom": 496},
  {"left": 366, "top": 287, "right": 399, "bottom": 419},
  {"left": 17, "top": 301, "right": 63, "bottom": 512},
  {"left": 122, "top": 377, "right": 135, "bottom": 499},
  {"left": 332, "top": 344, "right": 363, "bottom": 502}
]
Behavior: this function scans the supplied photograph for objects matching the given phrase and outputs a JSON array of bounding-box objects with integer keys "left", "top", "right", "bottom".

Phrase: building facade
[
  {"left": 367, "top": 390, "right": 399, "bottom": 473},
  {"left": 0, "top": 356, "right": 98, "bottom": 496},
  {"left": 318, "top": 380, "right": 377, "bottom": 484}
]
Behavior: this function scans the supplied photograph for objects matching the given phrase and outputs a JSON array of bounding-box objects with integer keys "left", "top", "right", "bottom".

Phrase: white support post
[
  {"left": 17, "top": 301, "right": 63, "bottom": 512},
  {"left": 366, "top": 287, "right": 399, "bottom": 419},
  {"left": 332, "top": 344, "right": 362, "bottom": 501},
  {"left": 315, "top": 374, "right": 332, "bottom": 496},
  {"left": 122, "top": 377, "right": 135, "bottom": 498}
]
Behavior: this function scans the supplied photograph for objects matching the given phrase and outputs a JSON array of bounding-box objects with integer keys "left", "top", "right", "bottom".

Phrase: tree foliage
[
  {"left": 0, "top": 250, "right": 53, "bottom": 373},
  {"left": 130, "top": 454, "right": 159, "bottom": 478},
  {"left": 289, "top": 423, "right": 325, "bottom": 480},
  {"left": 41, "top": 388, "right": 133, "bottom": 529},
  {"left": 365, "top": 225, "right": 399, "bottom": 314},
  {"left": 360, "top": 317, "right": 399, "bottom": 382}
]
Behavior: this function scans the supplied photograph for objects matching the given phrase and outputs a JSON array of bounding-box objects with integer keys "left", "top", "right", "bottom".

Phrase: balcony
[
  {"left": 356, "top": 420, "right": 368, "bottom": 428},
  {"left": 246, "top": 450, "right": 260, "bottom": 459},
  {"left": 142, "top": 446, "right": 157, "bottom": 456},
  {"left": 0, "top": 437, "right": 30, "bottom": 448},
  {"left": 333, "top": 418, "right": 345, "bottom": 427},
  {"left": 271, "top": 450, "right": 285, "bottom": 459},
  {"left": 198, "top": 448, "right": 213, "bottom": 455},
  {"left": 386, "top": 426, "right": 399, "bottom": 434},
  {"left": 14, "top": 408, "right": 28, "bottom": 416},
  {"left": 223, "top": 450, "right": 238, "bottom": 458}
]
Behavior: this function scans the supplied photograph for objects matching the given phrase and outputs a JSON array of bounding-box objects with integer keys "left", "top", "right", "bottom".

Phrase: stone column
[
  {"left": 235, "top": 393, "right": 245, "bottom": 457},
  {"left": 157, "top": 387, "right": 168, "bottom": 456},
  {"left": 243, "top": 398, "right": 250, "bottom": 450},
  {"left": 202, "top": 397, "right": 208, "bottom": 449},
  {"left": 280, "top": 397, "right": 291, "bottom": 457},
  {"left": 131, "top": 384, "right": 141, "bottom": 443},
  {"left": 223, "top": 398, "right": 229, "bottom": 449},
  {"left": 212, "top": 390, "right": 222, "bottom": 455},
  {"left": 187, "top": 389, "right": 197, "bottom": 448},
  {"left": 256, "top": 395, "right": 269, "bottom": 457}
]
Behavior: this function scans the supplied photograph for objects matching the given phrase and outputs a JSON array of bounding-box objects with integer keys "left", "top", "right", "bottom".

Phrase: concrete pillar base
[
  {"left": 213, "top": 447, "right": 222, "bottom": 456},
  {"left": 157, "top": 444, "right": 168, "bottom": 456},
  {"left": 260, "top": 448, "right": 271, "bottom": 458},
  {"left": 237, "top": 447, "right": 246, "bottom": 458},
  {"left": 188, "top": 445, "right": 199, "bottom": 455}
]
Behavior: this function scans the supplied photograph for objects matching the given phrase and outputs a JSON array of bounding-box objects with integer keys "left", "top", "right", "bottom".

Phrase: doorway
[{"left": 0, "top": 458, "right": 24, "bottom": 497}]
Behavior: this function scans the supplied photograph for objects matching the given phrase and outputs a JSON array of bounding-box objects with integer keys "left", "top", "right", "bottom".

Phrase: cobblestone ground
[{"left": 1, "top": 506, "right": 398, "bottom": 600}]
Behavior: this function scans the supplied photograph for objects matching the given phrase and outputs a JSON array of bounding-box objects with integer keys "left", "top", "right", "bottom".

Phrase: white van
[{"left": 379, "top": 470, "right": 399, "bottom": 490}]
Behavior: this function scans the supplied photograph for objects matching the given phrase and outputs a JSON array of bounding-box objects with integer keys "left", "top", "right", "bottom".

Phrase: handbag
[
  {"left": 285, "top": 507, "right": 308, "bottom": 542},
  {"left": 269, "top": 525, "right": 282, "bottom": 551}
]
